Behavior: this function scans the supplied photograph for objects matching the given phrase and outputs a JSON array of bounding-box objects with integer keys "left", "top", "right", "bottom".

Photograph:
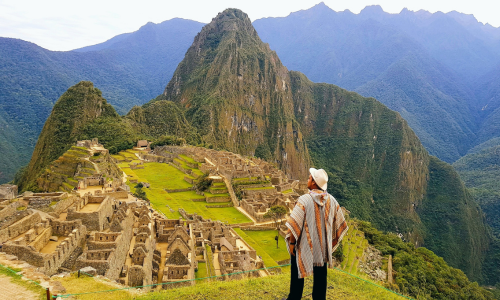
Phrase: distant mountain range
[
  {"left": 253, "top": 3, "right": 500, "bottom": 163},
  {"left": 1, "top": 3, "right": 500, "bottom": 183}
]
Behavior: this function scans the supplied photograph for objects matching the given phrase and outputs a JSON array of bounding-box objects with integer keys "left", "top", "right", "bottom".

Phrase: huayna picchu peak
[
  {"left": 5, "top": 7, "right": 500, "bottom": 299},
  {"left": 158, "top": 8, "right": 310, "bottom": 179}
]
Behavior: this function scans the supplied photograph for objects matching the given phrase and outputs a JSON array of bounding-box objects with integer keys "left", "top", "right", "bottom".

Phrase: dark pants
[{"left": 287, "top": 250, "right": 327, "bottom": 300}]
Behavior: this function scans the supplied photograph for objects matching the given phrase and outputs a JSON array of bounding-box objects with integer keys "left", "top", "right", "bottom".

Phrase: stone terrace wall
[
  {"left": 0, "top": 201, "right": 21, "bottom": 220},
  {"left": 4, "top": 222, "right": 86, "bottom": 275},
  {"left": 67, "top": 197, "right": 114, "bottom": 231},
  {"left": 50, "top": 219, "right": 83, "bottom": 236},
  {"left": 7, "top": 212, "right": 41, "bottom": 241},
  {"left": 0, "top": 211, "right": 31, "bottom": 243},
  {"left": 105, "top": 212, "right": 134, "bottom": 280},
  {"left": 46, "top": 195, "right": 78, "bottom": 217},
  {"left": 30, "top": 226, "right": 52, "bottom": 252}
]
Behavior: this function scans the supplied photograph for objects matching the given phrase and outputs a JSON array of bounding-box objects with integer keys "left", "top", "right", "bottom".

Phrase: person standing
[{"left": 285, "top": 168, "right": 348, "bottom": 300}]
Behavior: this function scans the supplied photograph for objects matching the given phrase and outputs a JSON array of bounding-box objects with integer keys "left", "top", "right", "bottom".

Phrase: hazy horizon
[{"left": 0, "top": 0, "right": 499, "bottom": 51}]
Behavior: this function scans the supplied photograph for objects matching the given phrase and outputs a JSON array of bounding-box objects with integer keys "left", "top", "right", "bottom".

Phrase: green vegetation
[
  {"left": 196, "top": 262, "right": 208, "bottom": 279},
  {"left": 263, "top": 205, "right": 287, "bottom": 233},
  {"left": 205, "top": 245, "right": 215, "bottom": 277},
  {"left": 195, "top": 173, "right": 212, "bottom": 192},
  {"left": 0, "top": 265, "right": 45, "bottom": 300},
  {"left": 140, "top": 269, "right": 406, "bottom": 300},
  {"left": 119, "top": 155, "right": 250, "bottom": 224},
  {"left": 53, "top": 268, "right": 407, "bottom": 300},
  {"left": 233, "top": 228, "right": 280, "bottom": 268},
  {"left": 133, "top": 183, "right": 148, "bottom": 200},
  {"left": 242, "top": 230, "right": 289, "bottom": 263},
  {"left": 54, "top": 272, "right": 133, "bottom": 300},
  {"left": 17, "top": 81, "right": 119, "bottom": 191},
  {"left": 357, "top": 220, "right": 494, "bottom": 300},
  {"left": 340, "top": 223, "right": 369, "bottom": 277}
]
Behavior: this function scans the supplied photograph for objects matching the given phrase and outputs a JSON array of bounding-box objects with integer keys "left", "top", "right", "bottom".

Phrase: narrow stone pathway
[
  {"left": 0, "top": 275, "right": 39, "bottom": 300},
  {"left": 213, "top": 251, "right": 221, "bottom": 276}
]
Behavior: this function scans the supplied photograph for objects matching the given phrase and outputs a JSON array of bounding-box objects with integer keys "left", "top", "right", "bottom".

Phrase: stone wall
[
  {"left": 165, "top": 188, "right": 193, "bottom": 193},
  {"left": 67, "top": 196, "right": 114, "bottom": 231},
  {"left": 0, "top": 201, "right": 21, "bottom": 220},
  {"left": 51, "top": 219, "right": 83, "bottom": 236},
  {"left": 0, "top": 184, "right": 18, "bottom": 200},
  {"left": 46, "top": 195, "right": 77, "bottom": 217},
  {"left": 4, "top": 223, "right": 86, "bottom": 275},
  {"left": 102, "top": 191, "right": 128, "bottom": 199},
  {"left": 105, "top": 212, "right": 134, "bottom": 280},
  {"left": 7, "top": 212, "right": 41, "bottom": 240},
  {"left": 242, "top": 188, "right": 277, "bottom": 196},
  {"left": 30, "top": 226, "right": 52, "bottom": 252},
  {"left": 76, "top": 210, "right": 134, "bottom": 280},
  {"left": 205, "top": 196, "right": 231, "bottom": 203}
]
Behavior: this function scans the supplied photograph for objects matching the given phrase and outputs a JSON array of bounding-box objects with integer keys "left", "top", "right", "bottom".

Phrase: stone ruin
[
  {"left": 0, "top": 143, "right": 304, "bottom": 293},
  {"left": 144, "top": 145, "right": 308, "bottom": 222},
  {"left": 0, "top": 184, "right": 18, "bottom": 200},
  {"left": 76, "top": 138, "right": 102, "bottom": 149}
]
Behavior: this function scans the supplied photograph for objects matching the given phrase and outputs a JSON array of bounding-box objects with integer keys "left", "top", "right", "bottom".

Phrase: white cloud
[{"left": 0, "top": 0, "right": 498, "bottom": 51}]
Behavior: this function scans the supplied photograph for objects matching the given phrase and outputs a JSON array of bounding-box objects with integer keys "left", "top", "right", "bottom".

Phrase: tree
[
  {"left": 195, "top": 173, "right": 213, "bottom": 192},
  {"left": 264, "top": 205, "right": 288, "bottom": 248}
]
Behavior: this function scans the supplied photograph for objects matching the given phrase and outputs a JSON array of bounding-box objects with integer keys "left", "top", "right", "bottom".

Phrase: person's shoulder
[
  {"left": 298, "top": 193, "right": 312, "bottom": 205},
  {"left": 328, "top": 193, "right": 339, "bottom": 206}
]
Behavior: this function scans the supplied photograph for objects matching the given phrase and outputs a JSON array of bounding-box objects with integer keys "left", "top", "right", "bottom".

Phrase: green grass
[
  {"left": 282, "top": 189, "right": 293, "bottom": 194},
  {"left": 179, "top": 154, "right": 198, "bottom": 164},
  {"left": 212, "top": 182, "right": 226, "bottom": 187},
  {"left": 0, "top": 265, "right": 45, "bottom": 300},
  {"left": 196, "top": 262, "right": 208, "bottom": 279},
  {"left": 234, "top": 228, "right": 279, "bottom": 268},
  {"left": 242, "top": 230, "right": 290, "bottom": 262},
  {"left": 51, "top": 266, "right": 407, "bottom": 300},
  {"left": 206, "top": 245, "right": 215, "bottom": 277},
  {"left": 174, "top": 158, "right": 204, "bottom": 177},
  {"left": 137, "top": 269, "right": 406, "bottom": 300},
  {"left": 118, "top": 153, "right": 250, "bottom": 224},
  {"left": 339, "top": 223, "right": 369, "bottom": 278},
  {"left": 54, "top": 273, "right": 132, "bottom": 300}
]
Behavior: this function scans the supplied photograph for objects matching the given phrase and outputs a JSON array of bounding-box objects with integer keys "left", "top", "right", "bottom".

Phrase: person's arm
[
  {"left": 288, "top": 233, "right": 296, "bottom": 255},
  {"left": 286, "top": 199, "right": 305, "bottom": 256}
]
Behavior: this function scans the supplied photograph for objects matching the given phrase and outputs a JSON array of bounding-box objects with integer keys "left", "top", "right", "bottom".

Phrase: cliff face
[
  {"left": 289, "top": 71, "right": 489, "bottom": 281},
  {"left": 158, "top": 9, "right": 309, "bottom": 178}
]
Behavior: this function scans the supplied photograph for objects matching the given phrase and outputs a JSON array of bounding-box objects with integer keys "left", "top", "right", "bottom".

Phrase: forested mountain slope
[
  {"left": 253, "top": 3, "right": 500, "bottom": 163},
  {"left": 0, "top": 19, "right": 203, "bottom": 183}
]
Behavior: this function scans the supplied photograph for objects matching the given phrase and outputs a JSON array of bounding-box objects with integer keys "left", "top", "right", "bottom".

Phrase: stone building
[{"left": 0, "top": 184, "right": 18, "bottom": 200}]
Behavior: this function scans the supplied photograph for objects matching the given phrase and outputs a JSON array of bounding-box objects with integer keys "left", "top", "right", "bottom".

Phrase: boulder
[
  {"left": 50, "top": 281, "right": 66, "bottom": 294},
  {"left": 79, "top": 266, "right": 97, "bottom": 276},
  {"left": 50, "top": 236, "right": 58, "bottom": 242}
]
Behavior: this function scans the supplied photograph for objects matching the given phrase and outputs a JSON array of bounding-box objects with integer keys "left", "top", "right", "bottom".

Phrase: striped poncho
[{"left": 285, "top": 190, "right": 348, "bottom": 279}]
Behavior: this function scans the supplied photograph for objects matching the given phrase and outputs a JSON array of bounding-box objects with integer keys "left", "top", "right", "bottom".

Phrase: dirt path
[{"left": 0, "top": 275, "right": 39, "bottom": 300}]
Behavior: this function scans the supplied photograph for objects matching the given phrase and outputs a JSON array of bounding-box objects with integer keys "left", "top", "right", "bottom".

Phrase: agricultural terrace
[
  {"left": 234, "top": 229, "right": 289, "bottom": 267},
  {"left": 117, "top": 150, "right": 251, "bottom": 224}
]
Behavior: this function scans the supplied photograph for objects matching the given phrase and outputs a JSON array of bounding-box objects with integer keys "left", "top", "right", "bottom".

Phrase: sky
[{"left": 0, "top": 0, "right": 499, "bottom": 51}]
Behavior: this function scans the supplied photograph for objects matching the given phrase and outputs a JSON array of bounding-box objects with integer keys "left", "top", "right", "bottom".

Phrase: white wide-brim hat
[{"left": 309, "top": 168, "right": 328, "bottom": 191}]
